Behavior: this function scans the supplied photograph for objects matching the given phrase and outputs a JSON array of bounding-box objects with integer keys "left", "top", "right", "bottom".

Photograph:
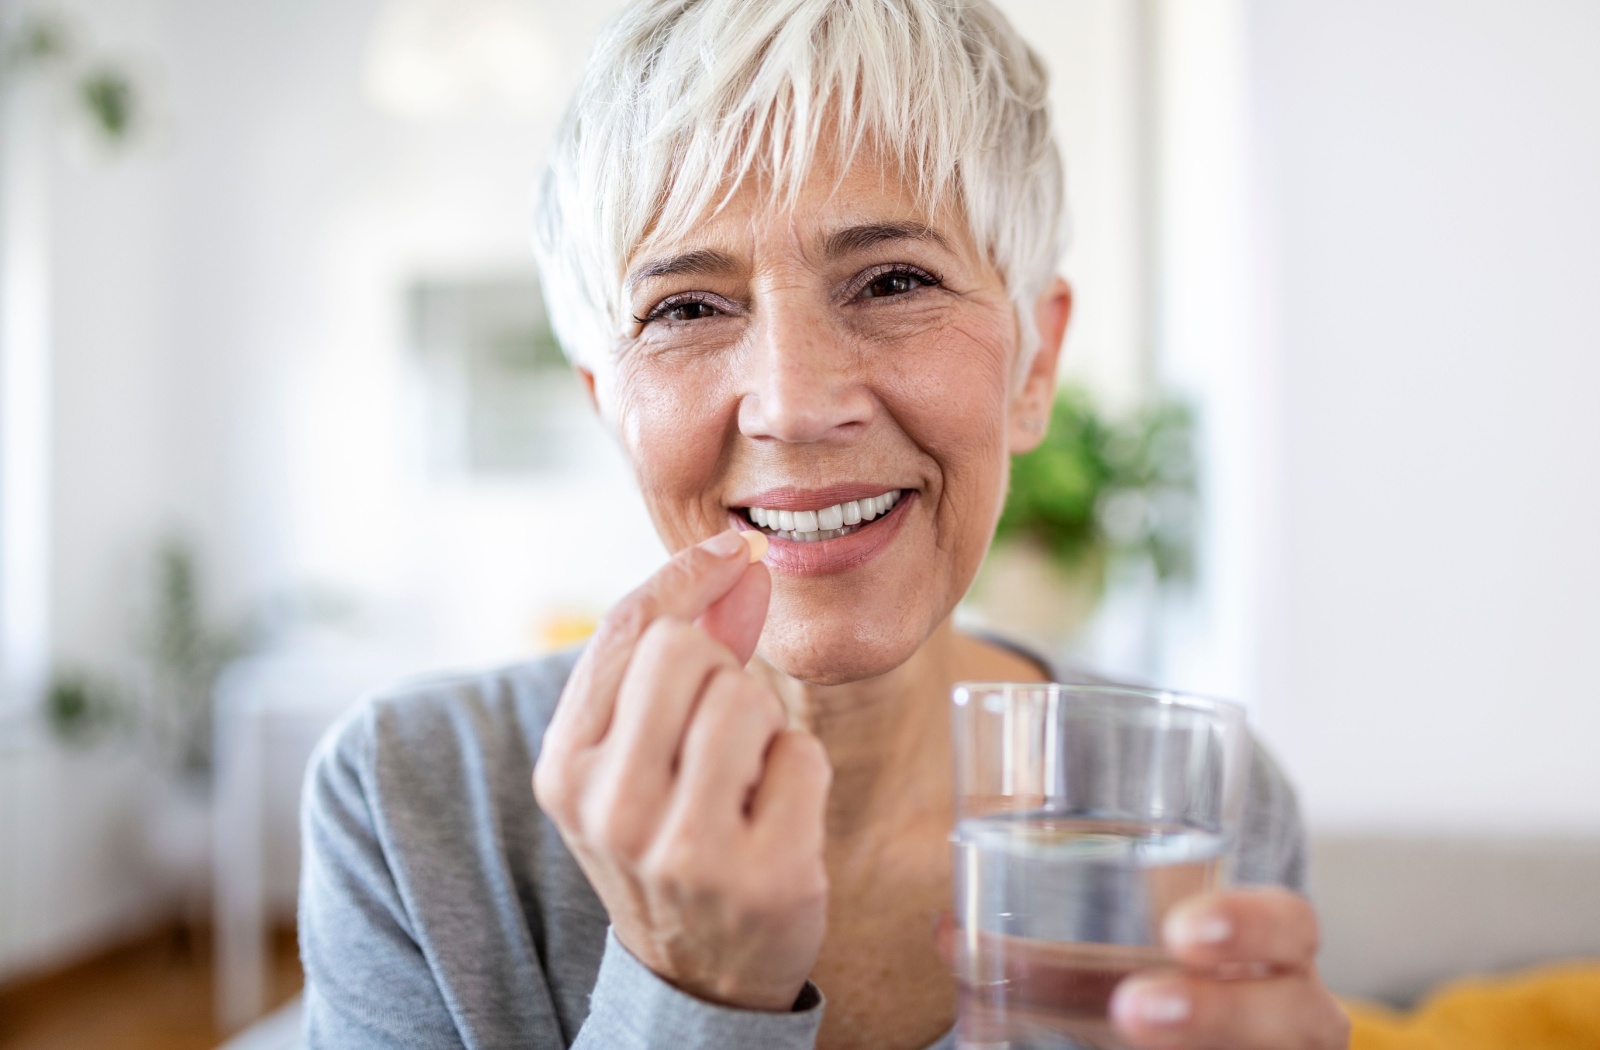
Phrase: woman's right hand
[{"left": 533, "top": 530, "right": 833, "bottom": 1012}]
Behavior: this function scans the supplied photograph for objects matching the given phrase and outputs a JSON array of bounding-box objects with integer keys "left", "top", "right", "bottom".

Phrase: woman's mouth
[
  {"left": 740, "top": 489, "right": 904, "bottom": 542},
  {"left": 728, "top": 487, "right": 914, "bottom": 575}
]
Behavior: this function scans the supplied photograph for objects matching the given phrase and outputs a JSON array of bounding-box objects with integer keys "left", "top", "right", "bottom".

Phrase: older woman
[{"left": 299, "top": 1, "right": 1349, "bottom": 1048}]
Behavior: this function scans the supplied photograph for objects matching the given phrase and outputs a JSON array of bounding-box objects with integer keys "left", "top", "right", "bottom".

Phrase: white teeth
[
  {"left": 769, "top": 528, "right": 849, "bottom": 543},
  {"left": 745, "top": 489, "right": 902, "bottom": 540}
]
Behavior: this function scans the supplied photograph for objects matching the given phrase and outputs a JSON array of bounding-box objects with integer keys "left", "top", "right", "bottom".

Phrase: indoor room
[{"left": 1, "top": 1, "right": 1596, "bottom": 1048}]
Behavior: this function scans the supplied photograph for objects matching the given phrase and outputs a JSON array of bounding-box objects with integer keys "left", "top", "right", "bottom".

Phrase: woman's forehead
[{"left": 625, "top": 159, "right": 978, "bottom": 282}]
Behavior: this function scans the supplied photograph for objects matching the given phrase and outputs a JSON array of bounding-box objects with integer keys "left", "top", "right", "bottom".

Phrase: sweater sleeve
[
  {"left": 1235, "top": 738, "right": 1310, "bottom": 892},
  {"left": 299, "top": 709, "right": 468, "bottom": 1049},
  {"left": 573, "top": 929, "right": 825, "bottom": 1050},
  {"left": 299, "top": 697, "right": 825, "bottom": 1050}
]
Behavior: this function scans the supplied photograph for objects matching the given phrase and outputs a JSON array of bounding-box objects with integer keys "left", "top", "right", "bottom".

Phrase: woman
[{"left": 300, "top": 1, "right": 1350, "bottom": 1048}]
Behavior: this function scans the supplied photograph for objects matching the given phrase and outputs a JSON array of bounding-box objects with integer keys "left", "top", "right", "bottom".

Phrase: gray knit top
[{"left": 298, "top": 645, "right": 1306, "bottom": 1049}]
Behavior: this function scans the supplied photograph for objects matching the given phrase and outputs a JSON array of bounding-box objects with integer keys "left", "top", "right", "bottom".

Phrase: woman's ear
[
  {"left": 1008, "top": 277, "right": 1072, "bottom": 454},
  {"left": 577, "top": 366, "right": 601, "bottom": 415}
]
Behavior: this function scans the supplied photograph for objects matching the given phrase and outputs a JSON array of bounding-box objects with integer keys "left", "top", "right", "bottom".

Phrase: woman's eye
[
  {"left": 664, "top": 300, "right": 717, "bottom": 321},
  {"left": 638, "top": 298, "right": 720, "bottom": 325},
  {"left": 858, "top": 267, "right": 940, "bottom": 300},
  {"left": 867, "top": 273, "right": 917, "bottom": 297}
]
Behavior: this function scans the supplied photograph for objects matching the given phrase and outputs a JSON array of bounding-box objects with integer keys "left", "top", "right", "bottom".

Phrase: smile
[{"left": 742, "top": 490, "right": 904, "bottom": 543}]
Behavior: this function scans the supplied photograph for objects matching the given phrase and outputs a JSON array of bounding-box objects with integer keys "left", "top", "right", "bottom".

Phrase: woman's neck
[{"left": 753, "top": 620, "right": 1049, "bottom": 846}]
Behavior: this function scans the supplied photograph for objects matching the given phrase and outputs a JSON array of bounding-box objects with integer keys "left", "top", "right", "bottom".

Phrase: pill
[{"left": 741, "top": 529, "right": 769, "bottom": 564}]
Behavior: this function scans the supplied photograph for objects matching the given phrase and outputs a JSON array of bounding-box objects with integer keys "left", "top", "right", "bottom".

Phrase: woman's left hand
[{"left": 1109, "top": 887, "right": 1351, "bottom": 1049}]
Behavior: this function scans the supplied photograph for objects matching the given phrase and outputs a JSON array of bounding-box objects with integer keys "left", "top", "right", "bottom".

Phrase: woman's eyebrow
[
  {"left": 625, "top": 248, "right": 739, "bottom": 293},
  {"left": 824, "top": 222, "right": 951, "bottom": 259}
]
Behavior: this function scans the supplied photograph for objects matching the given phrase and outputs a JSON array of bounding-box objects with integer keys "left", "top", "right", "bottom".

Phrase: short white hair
[{"left": 532, "top": 0, "right": 1066, "bottom": 376}]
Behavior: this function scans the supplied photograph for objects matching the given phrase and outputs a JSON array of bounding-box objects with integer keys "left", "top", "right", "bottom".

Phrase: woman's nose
[{"left": 737, "top": 308, "right": 875, "bottom": 443}]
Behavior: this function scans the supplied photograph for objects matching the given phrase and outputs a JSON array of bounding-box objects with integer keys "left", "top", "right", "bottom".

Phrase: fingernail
[
  {"left": 703, "top": 531, "right": 749, "bottom": 559},
  {"left": 1114, "top": 984, "right": 1191, "bottom": 1028},
  {"left": 1138, "top": 989, "right": 1191, "bottom": 1026},
  {"left": 1167, "top": 908, "right": 1232, "bottom": 948}
]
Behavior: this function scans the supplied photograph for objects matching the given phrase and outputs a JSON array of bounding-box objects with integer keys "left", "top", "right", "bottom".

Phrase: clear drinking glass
[{"left": 950, "top": 683, "right": 1251, "bottom": 1050}]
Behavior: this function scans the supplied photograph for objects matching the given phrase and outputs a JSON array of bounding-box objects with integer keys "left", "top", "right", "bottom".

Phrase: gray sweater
[{"left": 299, "top": 646, "right": 1306, "bottom": 1049}]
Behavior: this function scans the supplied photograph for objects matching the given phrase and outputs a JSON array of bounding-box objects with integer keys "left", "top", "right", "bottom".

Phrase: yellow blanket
[{"left": 1346, "top": 962, "right": 1600, "bottom": 1050}]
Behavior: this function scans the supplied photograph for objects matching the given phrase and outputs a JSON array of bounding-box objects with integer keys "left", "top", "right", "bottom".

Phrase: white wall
[
  {"left": 39, "top": 0, "right": 667, "bottom": 675},
  {"left": 1244, "top": 0, "right": 1600, "bottom": 832},
  {"left": 1147, "top": 0, "right": 1266, "bottom": 703},
  {"left": 0, "top": 0, "right": 182, "bottom": 982},
  {"left": 997, "top": 0, "right": 1152, "bottom": 414}
]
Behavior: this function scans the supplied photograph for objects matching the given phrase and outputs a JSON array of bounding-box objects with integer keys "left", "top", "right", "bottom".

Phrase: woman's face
[{"left": 591, "top": 154, "right": 1066, "bottom": 684}]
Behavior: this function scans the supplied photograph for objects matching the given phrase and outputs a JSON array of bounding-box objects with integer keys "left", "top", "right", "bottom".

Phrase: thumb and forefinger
[
  {"left": 694, "top": 533, "right": 771, "bottom": 665},
  {"left": 546, "top": 529, "right": 771, "bottom": 753}
]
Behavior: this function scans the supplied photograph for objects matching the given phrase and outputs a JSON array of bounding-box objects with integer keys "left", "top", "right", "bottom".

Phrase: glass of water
[{"left": 950, "top": 683, "right": 1251, "bottom": 1050}]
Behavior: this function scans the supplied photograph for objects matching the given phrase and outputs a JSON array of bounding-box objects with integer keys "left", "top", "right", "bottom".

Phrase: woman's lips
[{"left": 730, "top": 490, "right": 915, "bottom": 576}]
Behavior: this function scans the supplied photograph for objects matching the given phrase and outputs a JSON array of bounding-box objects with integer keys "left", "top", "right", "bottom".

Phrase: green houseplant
[
  {"left": 46, "top": 538, "right": 248, "bottom": 782},
  {"left": 46, "top": 536, "right": 354, "bottom": 780},
  {"left": 1, "top": 11, "right": 141, "bottom": 144}
]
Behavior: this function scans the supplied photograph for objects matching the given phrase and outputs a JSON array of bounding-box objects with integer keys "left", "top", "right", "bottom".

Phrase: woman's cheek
[
  {"left": 885, "top": 318, "right": 1016, "bottom": 560},
  {"left": 613, "top": 359, "right": 732, "bottom": 542},
  {"left": 886, "top": 323, "right": 1013, "bottom": 454}
]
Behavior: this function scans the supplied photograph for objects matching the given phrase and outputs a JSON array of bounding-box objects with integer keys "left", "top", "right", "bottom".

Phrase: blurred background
[{"left": 0, "top": 0, "right": 1596, "bottom": 1047}]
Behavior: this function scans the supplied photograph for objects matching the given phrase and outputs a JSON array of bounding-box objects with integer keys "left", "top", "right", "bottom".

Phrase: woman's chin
[{"left": 756, "top": 619, "right": 926, "bottom": 687}]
